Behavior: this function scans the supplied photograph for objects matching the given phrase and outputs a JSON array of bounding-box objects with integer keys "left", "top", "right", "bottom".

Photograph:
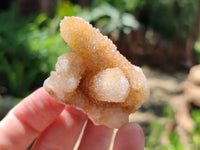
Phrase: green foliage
[
  {"left": 134, "top": 0, "right": 198, "bottom": 41},
  {"left": 146, "top": 121, "right": 186, "bottom": 150},
  {"left": 92, "top": 0, "right": 138, "bottom": 12},
  {"left": 56, "top": 0, "right": 81, "bottom": 18},
  {"left": 164, "top": 105, "right": 176, "bottom": 120},
  {"left": 78, "top": 0, "right": 199, "bottom": 42},
  {"left": 146, "top": 107, "right": 200, "bottom": 150},
  {"left": 190, "top": 109, "right": 200, "bottom": 150},
  {"left": 146, "top": 122, "right": 187, "bottom": 150},
  {"left": 191, "top": 109, "right": 200, "bottom": 124},
  {"left": 146, "top": 121, "right": 164, "bottom": 148},
  {"left": 0, "top": 3, "right": 71, "bottom": 97},
  {"left": 194, "top": 40, "right": 200, "bottom": 63},
  {"left": 78, "top": 2, "right": 139, "bottom": 36}
]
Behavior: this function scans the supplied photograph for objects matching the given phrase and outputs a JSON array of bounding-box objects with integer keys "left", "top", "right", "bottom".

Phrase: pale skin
[{"left": 0, "top": 87, "right": 144, "bottom": 150}]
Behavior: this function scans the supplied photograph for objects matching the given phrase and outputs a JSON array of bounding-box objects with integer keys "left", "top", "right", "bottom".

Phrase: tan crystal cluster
[{"left": 44, "top": 16, "right": 149, "bottom": 128}]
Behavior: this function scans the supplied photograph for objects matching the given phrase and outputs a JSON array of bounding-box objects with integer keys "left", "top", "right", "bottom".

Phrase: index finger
[{"left": 0, "top": 87, "right": 64, "bottom": 150}]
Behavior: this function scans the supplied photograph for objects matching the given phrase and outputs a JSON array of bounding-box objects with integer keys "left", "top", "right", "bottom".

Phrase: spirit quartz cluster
[{"left": 44, "top": 17, "right": 149, "bottom": 128}]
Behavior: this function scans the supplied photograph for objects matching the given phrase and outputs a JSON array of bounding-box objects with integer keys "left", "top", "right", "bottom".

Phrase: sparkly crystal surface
[{"left": 43, "top": 16, "right": 149, "bottom": 128}]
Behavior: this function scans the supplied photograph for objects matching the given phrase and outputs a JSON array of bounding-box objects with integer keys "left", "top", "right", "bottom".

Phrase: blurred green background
[{"left": 0, "top": 0, "right": 200, "bottom": 149}]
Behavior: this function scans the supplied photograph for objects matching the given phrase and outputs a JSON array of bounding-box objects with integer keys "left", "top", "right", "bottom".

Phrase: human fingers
[
  {"left": 31, "top": 106, "right": 87, "bottom": 150},
  {"left": 78, "top": 120, "right": 113, "bottom": 150},
  {"left": 113, "top": 123, "right": 144, "bottom": 150},
  {"left": 0, "top": 87, "right": 64, "bottom": 150}
]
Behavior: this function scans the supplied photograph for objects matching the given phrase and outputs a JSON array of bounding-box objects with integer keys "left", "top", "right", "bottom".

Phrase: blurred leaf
[
  {"left": 0, "top": 2, "right": 72, "bottom": 97},
  {"left": 194, "top": 40, "right": 200, "bottom": 63},
  {"left": 146, "top": 121, "right": 164, "bottom": 148},
  {"left": 121, "top": 13, "right": 139, "bottom": 29},
  {"left": 191, "top": 109, "right": 200, "bottom": 124},
  {"left": 78, "top": 2, "right": 139, "bottom": 35},
  {"left": 56, "top": 0, "right": 80, "bottom": 18}
]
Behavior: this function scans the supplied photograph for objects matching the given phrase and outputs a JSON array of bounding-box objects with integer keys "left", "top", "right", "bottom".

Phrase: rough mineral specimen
[{"left": 44, "top": 16, "right": 149, "bottom": 128}]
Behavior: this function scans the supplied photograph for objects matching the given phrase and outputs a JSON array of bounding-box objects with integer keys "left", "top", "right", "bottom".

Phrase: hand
[{"left": 0, "top": 88, "right": 144, "bottom": 150}]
